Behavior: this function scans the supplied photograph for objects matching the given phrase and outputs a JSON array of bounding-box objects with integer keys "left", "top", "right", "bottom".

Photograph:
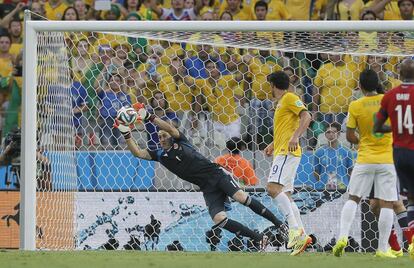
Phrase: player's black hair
[
  {"left": 0, "top": 32, "right": 11, "bottom": 42},
  {"left": 254, "top": 0, "right": 268, "bottom": 11},
  {"left": 359, "top": 69, "right": 384, "bottom": 93},
  {"left": 267, "top": 71, "right": 290, "bottom": 90}
]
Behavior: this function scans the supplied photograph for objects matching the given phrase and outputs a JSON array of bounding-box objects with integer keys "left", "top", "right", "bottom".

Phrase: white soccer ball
[{"left": 117, "top": 107, "right": 138, "bottom": 125}]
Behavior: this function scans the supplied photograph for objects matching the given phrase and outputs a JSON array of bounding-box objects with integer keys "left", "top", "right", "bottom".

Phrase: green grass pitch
[{"left": 0, "top": 251, "right": 413, "bottom": 268}]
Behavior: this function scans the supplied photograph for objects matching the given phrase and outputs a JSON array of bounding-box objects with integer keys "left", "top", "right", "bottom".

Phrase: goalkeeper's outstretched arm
[
  {"left": 152, "top": 117, "right": 180, "bottom": 139},
  {"left": 114, "top": 120, "right": 152, "bottom": 160}
]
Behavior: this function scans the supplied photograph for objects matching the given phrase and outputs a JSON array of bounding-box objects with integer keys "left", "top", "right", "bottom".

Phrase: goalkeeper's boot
[
  {"left": 287, "top": 228, "right": 304, "bottom": 249},
  {"left": 375, "top": 249, "right": 397, "bottom": 259},
  {"left": 409, "top": 236, "right": 414, "bottom": 260},
  {"left": 290, "top": 235, "right": 312, "bottom": 256},
  {"left": 390, "top": 248, "right": 403, "bottom": 257},
  {"left": 333, "top": 237, "right": 348, "bottom": 257}
]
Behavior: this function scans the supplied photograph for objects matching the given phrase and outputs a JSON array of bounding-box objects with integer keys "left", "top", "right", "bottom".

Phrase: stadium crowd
[{"left": 0, "top": 0, "right": 413, "bottom": 190}]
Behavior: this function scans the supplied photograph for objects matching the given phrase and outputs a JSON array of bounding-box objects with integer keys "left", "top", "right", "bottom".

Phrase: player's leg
[
  {"left": 393, "top": 147, "right": 414, "bottom": 259},
  {"left": 266, "top": 154, "right": 311, "bottom": 253},
  {"left": 334, "top": 163, "right": 373, "bottom": 257},
  {"left": 204, "top": 190, "right": 266, "bottom": 249},
  {"left": 372, "top": 164, "right": 398, "bottom": 258},
  {"left": 217, "top": 174, "right": 283, "bottom": 228}
]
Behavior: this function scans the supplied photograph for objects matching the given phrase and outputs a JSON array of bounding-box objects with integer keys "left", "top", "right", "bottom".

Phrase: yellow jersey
[
  {"left": 219, "top": 3, "right": 254, "bottom": 20},
  {"left": 284, "top": 0, "right": 312, "bottom": 20},
  {"left": 346, "top": 94, "right": 393, "bottom": 164},
  {"left": 273, "top": 92, "right": 307, "bottom": 157},
  {"left": 248, "top": 57, "right": 282, "bottom": 100},
  {"left": 314, "top": 62, "right": 358, "bottom": 113},
  {"left": 44, "top": 2, "right": 69, "bottom": 20},
  {"left": 160, "top": 76, "right": 195, "bottom": 112},
  {"left": 195, "top": 76, "right": 239, "bottom": 125},
  {"left": 0, "top": 57, "right": 13, "bottom": 78},
  {"left": 336, "top": 0, "right": 365, "bottom": 20}
]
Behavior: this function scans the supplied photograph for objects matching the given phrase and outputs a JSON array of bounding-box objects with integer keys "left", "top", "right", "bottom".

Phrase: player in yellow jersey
[
  {"left": 333, "top": 69, "right": 398, "bottom": 258},
  {"left": 263, "top": 71, "right": 312, "bottom": 256}
]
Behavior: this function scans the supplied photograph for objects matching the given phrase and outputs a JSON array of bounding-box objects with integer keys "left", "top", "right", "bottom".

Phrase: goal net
[{"left": 24, "top": 20, "right": 414, "bottom": 251}]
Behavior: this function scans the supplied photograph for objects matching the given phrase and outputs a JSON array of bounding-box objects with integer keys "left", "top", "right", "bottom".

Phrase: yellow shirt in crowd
[
  {"left": 314, "top": 62, "right": 358, "bottom": 113},
  {"left": 195, "top": 75, "right": 240, "bottom": 125},
  {"left": 336, "top": 0, "right": 365, "bottom": 20},
  {"left": 273, "top": 92, "right": 306, "bottom": 157},
  {"left": 219, "top": 2, "right": 255, "bottom": 20},
  {"left": 346, "top": 94, "right": 393, "bottom": 164},
  {"left": 248, "top": 57, "right": 282, "bottom": 100},
  {"left": 160, "top": 76, "right": 195, "bottom": 112},
  {"left": 44, "top": 1, "right": 69, "bottom": 20},
  {"left": 284, "top": 0, "right": 312, "bottom": 20}
]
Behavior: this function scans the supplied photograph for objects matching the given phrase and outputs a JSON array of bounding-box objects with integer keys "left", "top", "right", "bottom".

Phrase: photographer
[{"left": 0, "top": 128, "right": 51, "bottom": 191}]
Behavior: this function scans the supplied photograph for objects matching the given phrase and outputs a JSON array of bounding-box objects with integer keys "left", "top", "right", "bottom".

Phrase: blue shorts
[{"left": 393, "top": 147, "right": 414, "bottom": 197}]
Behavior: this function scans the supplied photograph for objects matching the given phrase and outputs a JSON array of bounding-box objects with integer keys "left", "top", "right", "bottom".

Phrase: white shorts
[
  {"left": 348, "top": 164, "right": 398, "bottom": 201},
  {"left": 267, "top": 154, "right": 301, "bottom": 193}
]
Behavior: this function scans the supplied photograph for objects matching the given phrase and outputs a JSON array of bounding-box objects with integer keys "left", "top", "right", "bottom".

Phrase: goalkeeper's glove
[
  {"left": 113, "top": 119, "right": 132, "bottom": 140},
  {"left": 133, "top": 103, "right": 156, "bottom": 122}
]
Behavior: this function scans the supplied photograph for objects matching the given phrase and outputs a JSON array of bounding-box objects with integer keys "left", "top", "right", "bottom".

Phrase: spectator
[
  {"left": 30, "top": 2, "right": 46, "bottom": 21},
  {"left": 8, "top": 19, "right": 22, "bottom": 61},
  {"left": 243, "top": 50, "right": 282, "bottom": 148},
  {"left": 120, "top": 0, "right": 140, "bottom": 17},
  {"left": 218, "top": 0, "right": 254, "bottom": 20},
  {"left": 370, "top": 0, "right": 402, "bottom": 20},
  {"left": 136, "top": 45, "right": 167, "bottom": 102},
  {"left": 366, "top": 53, "right": 399, "bottom": 91},
  {"left": 185, "top": 0, "right": 195, "bottom": 9},
  {"left": 397, "top": 0, "right": 413, "bottom": 20},
  {"left": 201, "top": 0, "right": 220, "bottom": 15},
  {"left": 138, "top": 0, "right": 159, "bottom": 20},
  {"left": 284, "top": 66, "right": 304, "bottom": 99},
  {"left": 97, "top": 73, "right": 132, "bottom": 149},
  {"left": 0, "top": 33, "right": 14, "bottom": 80},
  {"left": 101, "top": 4, "right": 122, "bottom": 20},
  {"left": 253, "top": 0, "right": 291, "bottom": 20},
  {"left": 0, "top": 2, "right": 25, "bottom": 28},
  {"left": 195, "top": 60, "right": 242, "bottom": 139},
  {"left": 311, "top": 0, "right": 327, "bottom": 20},
  {"left": 334, "top": 0, "right": 366, "bottom": 20},
  {"left": 185, "top": 44, "right": 227, "bottom": 79},
  {"left": 313, "top": 45, "right": 359, "bottom": 125},
  {"left": 313, "top": 123, "right": 353, "bottom": 190},
  {"left": 61, "top": 6, "right": 80, "bottom": 20},
  {"left": 359, "top": 10, "right": 378, "bottom": 50},
  {"left": 160, "top": 54, "right": 196, "bottom": 136},
  {"left": 150, "top": 0, "right": 203, "bottom": 20},
  {"left": 71, "top": 79, "right": 89, "bottom": 149},
  {"left": 44, "top": 0, "right": 69, "bottom": 20},
  {"left": 215, "top": 137, "right": 258, "bottom": 186},
  {"left": 74, "top": 0, "right": 88, "bottom": 20},
  {"left": 71, "top": 39, "right": 93, "bottom": 83},
  {"left": 144, "top": 91, "right": 179, "bottom": 150}
]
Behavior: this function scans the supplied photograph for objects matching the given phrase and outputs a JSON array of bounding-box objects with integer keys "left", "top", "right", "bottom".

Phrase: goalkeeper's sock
[
  {"left": 388, "top": 229, "right": 401, "bottom": 251},
  {"left": 244, "top": 196, "right": 282, "bottom": 227},
  {"left": 214, "top": 217, "right": 261, "bottom": 241},
  {"left": 274, "top": 193, "right": 298, "bottom": 230},
  {"left": 290, "top": 201, "right": 304, "bottom": 231},
  {"left": 378, "top": 208, "right": 394, "bottom": 252},
  {"left": 339, "top": 200, "right": 357, "bottom": 239}
]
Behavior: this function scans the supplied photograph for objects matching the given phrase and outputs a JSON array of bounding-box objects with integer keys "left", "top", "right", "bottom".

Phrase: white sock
[
  {"left": 339, "top": 200, "right": 358, "bottom": 239},
  {"left": 378, "top": 208, "right": 394, "bottom": 252},
  {"left": 291, "top": 201, "right": 304, "bottom": 231},
  {"left": 274, "top": 193, "right": 298, "bottom": 230}
]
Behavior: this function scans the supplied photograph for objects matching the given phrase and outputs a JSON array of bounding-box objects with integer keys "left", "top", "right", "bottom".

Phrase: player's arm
[
  {"left": 133, "top": 103, "right": 181, "bottom": 139},
  {"left": 288, "top": 110, "right": 312, "bottom": 152},
  {"left": 346, "top": 127, "right": 359, "bottom": 145},
  {"left": 373, "top": 96, "right": 391, "bottom": 133},
  {"left": 114, "top": 121, "right": 152, "bottom": 160}
]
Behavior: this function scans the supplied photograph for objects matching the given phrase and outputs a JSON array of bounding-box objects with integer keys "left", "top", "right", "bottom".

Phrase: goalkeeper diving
[{"left": 114, "top": 103, "right": 285, "bottom": 251}]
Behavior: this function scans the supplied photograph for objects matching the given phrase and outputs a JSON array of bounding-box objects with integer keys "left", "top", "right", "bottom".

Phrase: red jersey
[{"left": 377, "top": 83, "right": 414, "bottom": 150}]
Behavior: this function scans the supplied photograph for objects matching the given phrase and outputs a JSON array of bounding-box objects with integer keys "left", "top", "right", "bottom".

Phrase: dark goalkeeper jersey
[{"left": 147, "top": 132, "right": 224, "bottom": 190}]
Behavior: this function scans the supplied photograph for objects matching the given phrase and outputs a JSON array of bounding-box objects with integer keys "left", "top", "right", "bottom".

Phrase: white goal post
[{"left": 22, "top": 11, "right": 414, "bottom": 250}]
